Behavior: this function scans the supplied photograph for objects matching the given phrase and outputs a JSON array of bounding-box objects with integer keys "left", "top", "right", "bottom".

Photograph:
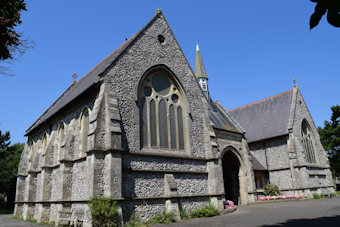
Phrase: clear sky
[{"left": 0, "top": 1, "right": 339, "bottom": 144}]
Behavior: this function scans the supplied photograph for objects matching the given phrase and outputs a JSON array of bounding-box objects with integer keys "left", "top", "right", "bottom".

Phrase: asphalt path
[
  {"left": 0, "top": 215, "right": 41, "bottom": 227},
  {"left": 1, "top": 197, "right": 339, "bottom": 226},
  {"left": 157, "top": 197, "right": 340, "bottom": 227}
]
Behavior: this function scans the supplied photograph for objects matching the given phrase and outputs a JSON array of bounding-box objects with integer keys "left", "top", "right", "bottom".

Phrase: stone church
[{"left": 14, "top": 10, "right": 334, "bottom": 225}]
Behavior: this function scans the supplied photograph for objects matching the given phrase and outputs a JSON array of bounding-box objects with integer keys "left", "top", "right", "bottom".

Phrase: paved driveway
[
  {"left": 158, "top": 197, "right": 340, "bottom": 227},
  {"left": 0, "top": 215, "right": 41, "bottom": 227},
  {"left": 1, "top": 198, "right": 339, "bottom": 226}
]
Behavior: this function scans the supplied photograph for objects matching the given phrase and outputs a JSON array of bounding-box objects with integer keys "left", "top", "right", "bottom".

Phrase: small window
[
  {"left": 81, "top": 109, "right": 89, "bottom": 153},
  {"left": 58, "top": 124, "right": 64, "bottom": 160},
  {"left": 42, "top": 135, "right": 47, "bottom": 154},
  {"left": 301, "top": 120, "right": 316, "bottom": 164},
  {"left": 139, "top": 70, "right": 186, "bottom": 150}
]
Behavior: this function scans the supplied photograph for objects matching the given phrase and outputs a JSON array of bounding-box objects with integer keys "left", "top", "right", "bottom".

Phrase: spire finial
[
  {"left": 156, "top": 8, "right": 162, "bottom": 14},
  {"left": 72, "top": 73, "right": 78, "bottom": 84},
  {"left": 194, "top": 38, "right": 200, "bottom": 51},
  {"left": 293, "top": 78, "right": 297, "bottom": 87}
]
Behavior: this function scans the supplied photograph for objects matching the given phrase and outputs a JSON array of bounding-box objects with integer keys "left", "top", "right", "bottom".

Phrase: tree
[
  {"left": 318, "top": 105, "right": 340, "bottom": 177},
  {"left": 0, "top": 130, "right": 24, "bottom": 210},
  {"left": 0, "top": 130, "right": 10, "bottom": 150},
  {"left": 0, "top": 0, "right": 27, "bottom": 61},
  {"left": 310, "top": 0, "right": 340, "bottom": 29}
]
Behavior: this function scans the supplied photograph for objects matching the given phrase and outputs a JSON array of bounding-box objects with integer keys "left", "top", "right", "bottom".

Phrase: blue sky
[{"left": 0, "top": 1, "right": 339, "bottom": 144}]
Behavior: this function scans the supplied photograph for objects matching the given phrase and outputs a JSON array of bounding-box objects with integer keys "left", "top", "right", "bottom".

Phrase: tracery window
[
  {"left": 58, "top": 124, "right": 64, "bottom": 159},
  {"left": 139, "top": 70, "right": 186, "bottom": 150},
  {"left": 301, "top": 120, "right": 316, "bottom": 164},
  {"left": 81, "top": 109, "right": 89, "bottom": 153}
]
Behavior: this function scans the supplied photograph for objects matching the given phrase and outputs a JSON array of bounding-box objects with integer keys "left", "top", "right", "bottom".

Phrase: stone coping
[
  {"left": 122, "top": 168, "right": 208, "bottom": 174},
  {"left": 15, "top": 193, "right": 226, "bottom": 204}
]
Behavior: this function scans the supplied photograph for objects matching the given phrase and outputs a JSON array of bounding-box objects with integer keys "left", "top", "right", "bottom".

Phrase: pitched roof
[
  {"left": 228, "top": 90, "right": 293, "bottom": 143},
  {"left": 26, "top": 11, "right": 163, "bottom": 135},
  {"left": 251, "top": 153, "right": 267, "bottom": 171},
  {"left": 209, "top": 101, "right": 241, "bottom": 133}
]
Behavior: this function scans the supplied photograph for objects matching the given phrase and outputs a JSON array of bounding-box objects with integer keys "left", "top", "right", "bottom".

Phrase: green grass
[
  {"left": 12, "top": 216, "right": 24, "bottom": 221},
  {"left": 26, "top": 218, "right": 37, "bottom": 223},
  {"left": 336, "top": 191, "right": 340, "bottom": 195}
]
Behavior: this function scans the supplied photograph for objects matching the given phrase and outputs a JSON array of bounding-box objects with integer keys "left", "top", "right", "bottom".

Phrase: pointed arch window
[
  {"left": 81, "top": 109, "right": 90, "bottom": 153},
  {"left": 42, "top": 135, "right": 47, "bottom": 154},
  {"left": 58, "top": 124, "right": 65, "bottom": 160},
  {"left": 301, "top": 120, "right": 316, "bottom": 164},
  {"left": 139, "top": 70, "right": 186, "bottom": 150}
]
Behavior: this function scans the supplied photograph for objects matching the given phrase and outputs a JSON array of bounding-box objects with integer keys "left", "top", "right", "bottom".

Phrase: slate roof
[
  {"left": 228, "top": 90, "right": 293, "bottom": 143},
  {"left": 251, "top": 153, "right": 267, "bottom": 171},
  {"left": 209, "top": 101, "right": 241, "bottom": 133},
  {"left": 26, "top": 12, "right": 162, "bottom": 135}
]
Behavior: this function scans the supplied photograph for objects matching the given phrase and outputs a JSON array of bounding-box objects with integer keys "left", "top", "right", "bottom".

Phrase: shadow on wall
[{"left": 263, "top": 215, "right": 340, "bottom": 227}]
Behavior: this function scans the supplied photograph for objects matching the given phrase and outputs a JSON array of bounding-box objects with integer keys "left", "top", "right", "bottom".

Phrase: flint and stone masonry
[{"left": 14, "top": 10, "right": 334, "bottom": 225}]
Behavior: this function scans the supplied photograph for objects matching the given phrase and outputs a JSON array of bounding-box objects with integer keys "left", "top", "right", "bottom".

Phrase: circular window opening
[
  {"left": 158, "top": 35, "right": 165, "bottom": 44},
  {"left": 172, "top": 94, "right": 179, "bottom": 103},
  {"left": 152, "top": 73, "right": 170, "bottom": 95},
  {"left": 143, "top": 86, "right": 152, "bottom": 96}
]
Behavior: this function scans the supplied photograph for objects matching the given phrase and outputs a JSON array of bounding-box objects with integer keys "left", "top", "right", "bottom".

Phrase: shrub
[
  {"left": 263, "top": 184, "right": 281, "bottom": 196},
  {"left": 88, "top": 195, "right": 122, "bottom": 227},
  {"left": 190, "top": 204, "right": 220, "bottom": 218},
  {"left": 330, "top": 193, "right": 336, "bottom": 198},
  {"left": 124, "top": 214, "right": 146, "bottom": 227},
  {"left": 313, "top": 193, "right": 323, "bottom": 199},
  {"left": 147, "top": 211, "right": 176, "bottom": 224}
]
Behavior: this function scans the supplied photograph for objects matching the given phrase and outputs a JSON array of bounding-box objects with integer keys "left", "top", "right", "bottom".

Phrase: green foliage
[
  {"left": 0, "top": 0, "right": 28, "bottom": 60},
  {"left": 318, "top": 105, "right": 340, "bottom": 177},
  {"left": 0, "top": 209, "right": 12, "bottom": 214},
  {"left": 330, "top": 193, "right": 336, "bottom": 198},
  {"left": 0, "top": 130, "right": 10, "bottom": 149},
  {"left": 310, "top": 1, "right": 340, "bottom": 29},
  {"left": 179, "top": 207, "right": 190, "bottom": 220},
  {"left": 263, "top": 184, "right": 281, "bottom": 196},
  {"left": 190, "top": 204, "right": 220, "bottom": 218},
  {"left": 313, "top": 193, "right": 323, "bottom": 199},
  {"left": 337, "top": 191, "right": 340, "bottom": 195},
  {"left": 88, "top": 195, "right": 122, "bottom": 227},
  {"left": 124, "top": 214, "right": 146, "bottom": 227},
  {"left": 12, "top": 216, "right": 24, "bottom": 221},
  {"left": 147, "top": 211, "right": 176, "bottom": 225},
  {"left": 0, "top": 130, "right": 24, "bottom": 210},
  {"left": 26, "top": 218, "right": 37, "bottom": 223}
]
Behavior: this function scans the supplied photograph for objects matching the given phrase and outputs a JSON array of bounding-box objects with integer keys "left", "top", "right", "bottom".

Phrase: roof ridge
[{"left": 228, "top": 89, "right": 293, "bottom": 112}]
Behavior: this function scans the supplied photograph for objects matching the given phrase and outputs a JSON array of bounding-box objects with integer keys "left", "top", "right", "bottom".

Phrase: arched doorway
[{"left": 222, "top": 150, "right": 241, "bottom": 205}]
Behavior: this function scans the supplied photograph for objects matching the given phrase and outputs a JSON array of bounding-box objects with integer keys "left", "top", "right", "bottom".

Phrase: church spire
[
  {"left": 194, "top": 43, "right": 209, "bottom": 99},
  {"left": 195, "top": 43, "right": 208, "bottom": 79}
]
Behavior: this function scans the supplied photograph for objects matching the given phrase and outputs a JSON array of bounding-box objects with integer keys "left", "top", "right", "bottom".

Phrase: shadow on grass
[{"left": 263, "top": 215, "right": 340, "bottom": 227}]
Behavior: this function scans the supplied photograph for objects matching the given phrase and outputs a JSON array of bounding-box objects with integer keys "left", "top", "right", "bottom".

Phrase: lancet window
[
  {"left": 81, "top": 109, "right": 89, "bottom": 153},
  {"left": 139, "top": 70, "right": 186, "bottom": 150},
  {"left": 58, "top": 123, "right": 64, "bottom": 159},
  {"left": 301, "top": 120, "right": 316, "bottom": 164}
]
